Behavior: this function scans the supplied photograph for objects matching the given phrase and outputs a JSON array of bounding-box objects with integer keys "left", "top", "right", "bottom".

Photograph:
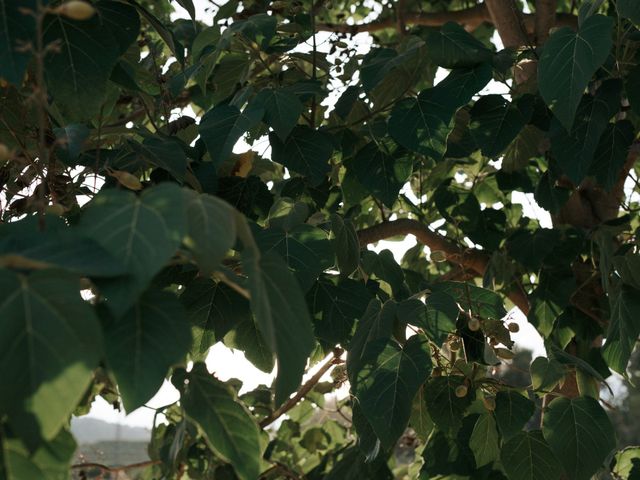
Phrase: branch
[
  {"left": 316, "top": 4, "right": 576, "bottom": 35},
  {"left": 535, "top": 0, "right": 557, "bottom": 44},
  {"left": 260, "top": 348, "right": 344, "bottom": 428},
  {"left": 484, "top": 0, "right": 529, "bottom": 48},
  {"left": 357, "top": 219, "right": 530, "bottom": 314}
]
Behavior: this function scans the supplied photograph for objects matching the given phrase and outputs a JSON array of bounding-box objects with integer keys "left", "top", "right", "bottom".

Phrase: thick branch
[
  {"left": 484, "top": 0, "right": 529, "bottom": 48},
  {"left": 72, "top": 460, "right": 160, "bottom": 472},
  {"left": 317, "top": 4, "right": 576, "bottom": 35},
  {"left": 535, "top": 0, "right": 557, "bottom": 44},
  {"left": 260, "top": 348, "right": 343, "bottom": 428},
  {"left": 357, "top": 219, "right": 530, "bottom": 314}
]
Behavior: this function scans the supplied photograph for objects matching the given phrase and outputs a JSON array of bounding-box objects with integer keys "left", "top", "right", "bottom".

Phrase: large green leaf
[
  {"left": 0, "top": 229, "right": 126, "bottom": 277},
  {"left": 469, "top": 413, "right": 500, "bottom": 467},
  {"left": 103, "top": 288, "right": 191, "bottom": 412},
  {"left": 424, "top": 376, "right": 473, "bottom": 435},
  {"left": 542, "top": 396, "right": 616, "bottom": 480},
  {"left": 432, "top": 281, "right": 506, "bottom": 320},
  {"left": 242, "top": 249, "right": 316, "bottom": 405},
  {"left": 184, "top": 191, "right": 236, "bottom": 274},
  {"left": 538, "top": 14, "right": 614, "bottom": 130},
  {"left": 79, "top": 183, "right": 185, "bottom": 315},
  {"left": 130, "top": 136, "right": 188, "bottom": 181},
  {"left": 501, "top": 431, "right": 563, "bottom": 480},
  {"left": 354, "top": 335, "right": 431, "bottom": 450},
  {"left": 254, "top": 224, "right": 334, "bottom": 292},
  {"left": 469, "top": 95, "right": 528, "bottom": 157},
  {"left": 307, "top": 275, "right": 372, "bottom": 346},
  {"left": 602, "top": 286, "right": 640, "bottom": 375},
  {"left": 254, "top": 88, "right": 303, "bottom": 141},
  {"left": 494, "top": 391, "right": 535, "bottom": 440},
  {"left": 175, "top": 363, "right": 261, "bottom": 480},
  {"left": 42, "top": 1, "right": 135, "bottom": 120},
  {"left": 330, "top": 214, "right": 360, "bottom": 276},
  {"left": 618, "top": 0, "right": 640, "bottom": 24},
  {"left": 1, "top": 427, "right": 76, "bottom": 480},
  {"left": 590, "top": 120, "right": 635, "bottom": 191},
  {"left": 224, "top": 316, "right": 274, "bottom": 373},
  {"left": 269, "top": 126, "right": 334, "bottom": 186},
  {"left": 0, "top": 270, "right": 102, "bottom": 443},
  {"left": 549, "top": 80, "right": 621, "bottom": 184},
  {"left": 530, "top": 356, "right": 567, "bottom": 391},
  {"left": 0, "top": 0, "right": 35, "bottom": 85},
  {"left": 181, "top": 278, "right": 250, "bottom": 359},
  {"left": 96, "top": 0, "right": 140, "bottom": 56},
  {"left": 347, "top": 142, "right": 412, "bottom": 207},
  {"left": 424, "top": 22, "right": 492, "bottom": 68},
  {"left": 397, "top": 292, "right": 458, "bottom": 345},
  {"left": 199, "top": 104, "right": 263, "bottom": 167}
]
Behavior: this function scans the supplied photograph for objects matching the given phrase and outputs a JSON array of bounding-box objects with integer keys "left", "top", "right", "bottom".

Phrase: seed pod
[
  {"left": 430, "top": 250, "right": 447, "bottom": 262},
  {"left": 54, "top": 1, "right": 96, "bottom": 20},
  {"left": 467, "top": 318, "right": 481, "bottom": 332},
  {"left": 483, "top": 396, "right": 496, "bottom": 411},
  {"left": 108, "top": 169, "right": 142, "bottom": 191},
  {"left": 46, "top": 203, "right": 65, "bottom": 216},
  {"left": 455, "top": 385, "right": 468, "bottom": 398},
  {"left": 507, "top": 322, "right": 520, "bottom": 333},
  {"left": 495, "top": 347, "right": 515, "bottom": 360},
  {"left": 449, "top": 339, "right": 461, "bottom": 352}
]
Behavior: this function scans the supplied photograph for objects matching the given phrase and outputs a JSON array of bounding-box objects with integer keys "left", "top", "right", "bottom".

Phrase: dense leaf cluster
[{"left": 1, "top": 0, "right": 640, "bottom": 478}]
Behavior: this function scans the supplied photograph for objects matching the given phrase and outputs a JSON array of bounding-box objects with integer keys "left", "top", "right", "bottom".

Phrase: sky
[{"left": 83, "top": 0, "right": 552, "bottom": 429}]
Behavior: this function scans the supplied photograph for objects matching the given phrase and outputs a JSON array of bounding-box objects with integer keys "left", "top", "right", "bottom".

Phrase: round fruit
[
  {"left": 46, "top": 203, "right": 65, "bottom": 216},
  {"left": 483, "top": 396, "right": 496, "bottom": 411},
  {"left": 507, "top": 323, "right": 520, "bottom": 333},
  {"left": 0, "top": 143, "right": 11, "bottom": 164},
  {"left": 467, "top": 318, "right": 481, "bottom": 331},
  {"left": 455, "top": 385, "right": 468, "bottom": 398},
  {"left": 108, "top": 169, "right": 143, "bottom": 190},
  {"left": 495, "top": 348, "right": 515, "bottom": 360},
  {"left": 55, "top": 1, "right": 97, "bottom": 21},
  {"left": 430, "top": 250, "right": 447, "bottom": 262},
  {"left": 449, "top": 339, "right": 461, "bottom": 352}
]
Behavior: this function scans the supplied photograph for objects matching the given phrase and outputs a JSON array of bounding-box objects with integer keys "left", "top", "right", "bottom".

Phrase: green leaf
[
  {"left": 174, "top": 0, "right": 196, "bottom": 22},
  {"left": 469, "top": 95, "right": 528, "bottom": 157},
  {"left": 1, "top": 427, "right": 77, "bottom": 480},
  {"left": 613, "top": 253, "right": 640, "bottom": 290},
  {"left": 626, "top": 65, "right": 640, "bottom": 115},
  {"left": 538, "top": 14, "right": 614, "bottom": 130},
  {"left": 618, "top": 0, "right": 640, "bottom": 24},
  {"left": 361, "top": 250, "right": 409, "bottom": 299},
  {"left": 494, "top": 391, "right": 535, "bottom": 440},
  {"left": 501, "top": 431, "right": 563, "bottom": 480},
  {"left": 530, "top": 356, "right": 566, "bottom": 391},
  {"left": 199, "top": 104, "right": 263, "bottom": 167},
  {"left": 397, "top": 292, "right": 458, "bottom": 345},
  {"left": 542, "top": 396, "right": 616, "bottom": 480},
  {"left": 347, "top": 300, "right": 393, "bottom": 384},
  {"left": 176, "top": 363, "right": 261, "bottom": 480},
  {"left": 590, "top": 120, "right": 635, "bottom": 191},
  {"left": 79, "top": 183, "right": 186, "bottom": 316},
  {"left": 97, "top": 0, "right": 140, "bottom": 56},
  {"left": 424, "top": 376, "right": 473, "bottom": 435},
  {"left": 308, "top": 276, "right": 372, "bottom": 346},
  {"left": 0, "top": 0, "right": 35, "bottom": 85},
  {"left": 388, "top": 64, "right": 491, "bottom": 159},
  {"left": 602, "top": 286, "right": 640, "bottom": 375},
  {"left": 410, "top": 386, "right": 434, "bottom": 440},
  {"left": 503, "top": 125, "right": 545, "bottom": 172},
  {"left": 269, "top": 126, "right": 334, "bottom": 186},
  {"left": 254, "top": 88, "right": 303, "bottom": 141},
  {"left": 612, "top": 446, "right": 640, "bottom": 479},
  {"left": 182, "top": 279, "right": 250, "bottom": 359},
  {"left": 330, "top": 214, "right": 360, "bottom": 276},
  {"left": 469, "top": 413, "right": 500, "bottom": 467},
  {"left": 42, "top": 5, "right": 122, "bottom": 120},
  {"left": 254, "top": 224, "right": 334, "bottom": 292},
  {"left": 0, "top": 270, "right": 102, "bottom": 443},
  {"left": 103, "top": 288, "right": 191, "bottom": 412},
  {"left": 224, "top": 316, "right": 274, "bottom": 373},
  {"left": 130, "top": 136, "right": 188, "bottom": 181},
  {"left": 424, "top": 22, "right": 492, "bottom": 68},
  {"left": 432, "top": 281, "right": 506, "bottom": 320},
  {"left": 242, "top": 249, "right": 315, "bottom": 405},
  {"left": 184, "top": 191, "right": 236, "bottom": 274},
  {"left": 347, "top": 143, "right": 412, "bottom": 207},
  {"left": 354, "top": 335, "right": 431, "bottom": 450},
  {"left": 549, "top": 79, "right": 621, "bottom": 184},
  {"left": 0, "top": 229, "right": 127, "bottom": 277}
]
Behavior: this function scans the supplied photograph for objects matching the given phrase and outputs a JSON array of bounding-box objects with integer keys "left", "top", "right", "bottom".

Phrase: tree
[{"left": 0, "top": 0, "right": 639, "bottom": 478}]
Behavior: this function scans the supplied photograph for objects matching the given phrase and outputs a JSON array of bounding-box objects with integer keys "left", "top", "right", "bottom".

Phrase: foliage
[{"left": 0, "top": 0, "right": 640, "bottom": 479}]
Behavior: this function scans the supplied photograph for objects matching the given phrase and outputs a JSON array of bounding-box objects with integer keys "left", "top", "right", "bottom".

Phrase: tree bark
[
  {"left": 535, "top": 0, "right": 557, "bottom": 44},
  {"left": 484, "top": 0, "right": 529, "bottom": 48}
]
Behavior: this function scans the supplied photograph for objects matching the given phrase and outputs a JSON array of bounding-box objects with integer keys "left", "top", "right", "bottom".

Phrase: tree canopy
[{"left": 1, "top": 0, "right": 640, "bottom": 478}]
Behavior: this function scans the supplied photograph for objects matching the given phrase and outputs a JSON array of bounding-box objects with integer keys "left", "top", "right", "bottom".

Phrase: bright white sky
[{"left": 85, "top": 0, "right": 552, "bottom": 429}]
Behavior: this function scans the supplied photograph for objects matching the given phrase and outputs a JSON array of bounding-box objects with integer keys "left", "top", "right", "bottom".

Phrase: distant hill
[{"left": 71, "top": 417, "right": 151, "bottom": 444}]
